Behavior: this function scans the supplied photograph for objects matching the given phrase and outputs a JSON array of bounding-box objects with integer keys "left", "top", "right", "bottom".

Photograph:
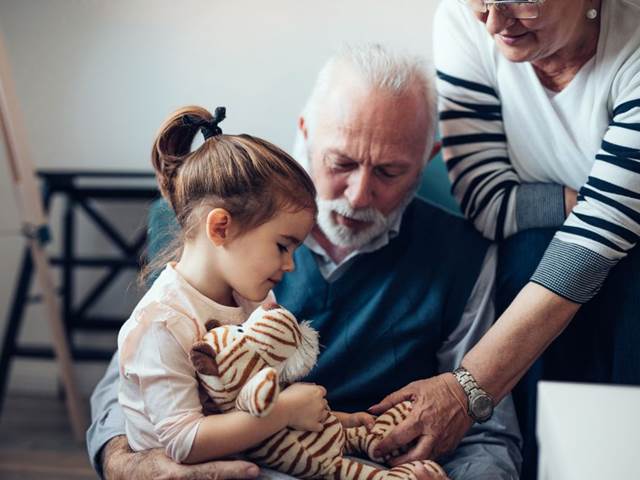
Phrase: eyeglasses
[{"left": 457, "top": 0, "right": 543, "bottom": 19}]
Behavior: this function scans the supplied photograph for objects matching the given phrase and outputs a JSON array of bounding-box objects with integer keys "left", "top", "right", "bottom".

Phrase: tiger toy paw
[{"left": 235, "top": 367, "right": 280, "bottom": 417}]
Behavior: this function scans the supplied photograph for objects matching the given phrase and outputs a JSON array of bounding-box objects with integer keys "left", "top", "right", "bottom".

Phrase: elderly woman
[{"left": 371, "top": 0, "right": 640, "bottom": 478}]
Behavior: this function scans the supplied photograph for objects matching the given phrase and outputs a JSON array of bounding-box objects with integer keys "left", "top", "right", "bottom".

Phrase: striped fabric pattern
[
  {"left": 434, "top": 0, "right": 640, "bottom": 303},
  {"left": 529, "top": 238, "right": 617, "bottom": 302},
  {"left": 437, "top": 70, "right": 519, "bottom": 242}
]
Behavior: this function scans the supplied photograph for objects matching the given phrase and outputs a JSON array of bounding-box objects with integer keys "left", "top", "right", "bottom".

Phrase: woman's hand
[
  {"left": 368, "top": 374, "right": 472, "bottom": 465},
  {"left": 333, "top": 410, "right": 376, "bottom": 430},
  {"left": 280, "top": 382, "right": 328, "bottom": 431},
  {"left": 564, "top": 186, "right": 578, "bottom": 217},
  {"left": 101, "top": 435, "right": 260, "bottom": 480}
]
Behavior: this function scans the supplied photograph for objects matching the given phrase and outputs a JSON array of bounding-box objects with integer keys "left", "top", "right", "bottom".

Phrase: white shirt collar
[{"left": 304, "top": 202, "right": 407, "bottom": 282}]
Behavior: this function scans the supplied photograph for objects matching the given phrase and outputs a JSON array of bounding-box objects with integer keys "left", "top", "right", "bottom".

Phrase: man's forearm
[
  {"left": 100, "top": 433, "right": 261, "bottom": 480},
  {"left": 462, "top": 282, "right": 580, "bottom": 402},
  {"left": 100, "top": 435, "right": 142, "bottom": 480}
]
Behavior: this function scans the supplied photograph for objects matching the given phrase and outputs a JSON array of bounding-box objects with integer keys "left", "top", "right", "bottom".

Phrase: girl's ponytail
[
  {"left": 142, "top": 104, "right": 317, "bottom": 286},
  {"left": 150, "top": 106, "right": 213, "bottom": 211}
]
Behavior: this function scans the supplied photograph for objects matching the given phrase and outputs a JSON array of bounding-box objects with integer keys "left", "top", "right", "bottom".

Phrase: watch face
[{"left": 470, "top": 394, "right": 493, "bottom": 421}]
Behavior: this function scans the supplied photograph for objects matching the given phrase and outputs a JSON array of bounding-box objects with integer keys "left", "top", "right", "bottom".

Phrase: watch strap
[{"left": 452, "top": 366, "right": 494, "bottom": 422}]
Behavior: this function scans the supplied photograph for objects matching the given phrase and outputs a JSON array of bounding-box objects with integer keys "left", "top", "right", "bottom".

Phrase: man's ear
[
  {"left": 206, "top": 208, "right": 232, "bottom": 246},
  {"left": 298, "top": 116, "right": 308, "bottom": 140}
]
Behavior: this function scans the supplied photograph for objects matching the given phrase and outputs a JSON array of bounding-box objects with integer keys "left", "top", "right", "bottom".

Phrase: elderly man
[{"left": 87, "top": 45, "right": 521, "bottom": 479}]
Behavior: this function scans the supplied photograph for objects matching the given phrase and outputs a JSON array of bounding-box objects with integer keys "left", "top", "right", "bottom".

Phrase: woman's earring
[{"left": 586, "top": 8, "right": 598, "bottom": 20}]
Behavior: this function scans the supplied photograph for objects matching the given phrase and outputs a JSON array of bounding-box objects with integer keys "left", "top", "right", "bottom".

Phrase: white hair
[{"left": 293, "top": 43, "right": 437, "bottom": 170}]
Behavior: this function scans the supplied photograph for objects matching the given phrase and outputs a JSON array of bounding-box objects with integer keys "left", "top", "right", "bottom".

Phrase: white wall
[{"left": 0, "top": 0, "right": 441, "bottom": 396}]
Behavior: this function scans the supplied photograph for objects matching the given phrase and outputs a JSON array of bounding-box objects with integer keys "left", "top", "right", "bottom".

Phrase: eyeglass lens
[{"left": 462, "top": 0, "right": 541, "bottom": 19}]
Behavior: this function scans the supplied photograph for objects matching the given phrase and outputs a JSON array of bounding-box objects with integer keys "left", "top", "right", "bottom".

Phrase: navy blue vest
[{"left": 274, "top": 198, "right": 489, "bottom": 412}]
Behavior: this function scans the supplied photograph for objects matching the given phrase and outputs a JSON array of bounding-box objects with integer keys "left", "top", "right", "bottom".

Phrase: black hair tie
[{"left": 183, "top": 106, "right": 226, "bottom": 140}]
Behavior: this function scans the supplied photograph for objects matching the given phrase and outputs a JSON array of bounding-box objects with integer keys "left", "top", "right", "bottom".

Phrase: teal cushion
[
  {"left": 418, "top": 149, "right": 460, "bottom": 216},
  {"left": 146, "top": 200, "right": 179, "bottom": 284}
]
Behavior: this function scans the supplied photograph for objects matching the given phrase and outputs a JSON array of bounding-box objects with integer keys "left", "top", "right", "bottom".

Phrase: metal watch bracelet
[{"left": 452, "top": 366, "right": 494, "bottom": 423}]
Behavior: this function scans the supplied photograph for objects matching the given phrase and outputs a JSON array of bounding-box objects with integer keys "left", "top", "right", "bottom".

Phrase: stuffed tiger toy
[{"left": 190, "top": 302, "right": 449, "bottom": 480}]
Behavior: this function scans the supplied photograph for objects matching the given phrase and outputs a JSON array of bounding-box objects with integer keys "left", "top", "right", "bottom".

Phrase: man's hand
[
  {"left": 368, "top": 373, "right": 472, "bottom": 465},
  {"left": 101, "top": 435, "right": 260, "bottom": 480}
]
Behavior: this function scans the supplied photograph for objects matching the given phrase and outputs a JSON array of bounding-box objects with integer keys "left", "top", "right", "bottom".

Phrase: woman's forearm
[{"left": 462, "top": 282, "right": 581, "bottom": 402}]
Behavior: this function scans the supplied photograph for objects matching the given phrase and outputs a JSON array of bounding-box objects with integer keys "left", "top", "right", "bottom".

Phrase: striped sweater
[{"left": 433, "top": 0, "right": 640, "bottom": 304}]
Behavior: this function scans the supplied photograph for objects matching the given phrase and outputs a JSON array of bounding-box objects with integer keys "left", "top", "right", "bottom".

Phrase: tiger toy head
[{"left": 190, "top": 302, "right": 319, "bottom": 417}]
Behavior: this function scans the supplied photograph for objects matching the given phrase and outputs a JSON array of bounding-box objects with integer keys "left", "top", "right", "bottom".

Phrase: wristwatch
[{"left": 452, "top": 366, "right": 494, "bottom": 423}]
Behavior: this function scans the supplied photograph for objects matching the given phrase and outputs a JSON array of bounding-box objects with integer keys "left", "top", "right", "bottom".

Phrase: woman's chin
[
  {"left": 497, "top": 44, "right": 536, "bottom": 63},
  {"left": 495, "top": 35, "right": 538, "bottom": 63}
]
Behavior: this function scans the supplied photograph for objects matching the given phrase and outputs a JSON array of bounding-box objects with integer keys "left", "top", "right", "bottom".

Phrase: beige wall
[{"left": 0, "top": 0, "right": 442, "bottom": 395}]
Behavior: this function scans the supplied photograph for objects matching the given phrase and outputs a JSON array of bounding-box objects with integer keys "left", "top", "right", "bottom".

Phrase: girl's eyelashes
[{"left": 277, "top": 243, "right": 289, "bottom": 253}]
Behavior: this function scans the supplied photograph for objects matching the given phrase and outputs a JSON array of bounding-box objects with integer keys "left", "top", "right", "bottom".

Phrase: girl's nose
[{"left": 282, "top": 252, "right": 295, "bottom": 273}]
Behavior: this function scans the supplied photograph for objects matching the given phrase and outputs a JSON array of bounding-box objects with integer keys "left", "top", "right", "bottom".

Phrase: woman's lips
[{"left": 497, "top": 32, "right": 529, "bottom": 46}]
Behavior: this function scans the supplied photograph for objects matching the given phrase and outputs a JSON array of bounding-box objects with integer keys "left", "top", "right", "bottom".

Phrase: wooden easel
[{"left": 0, "top": 30, "right": 87, "bottom": 441}]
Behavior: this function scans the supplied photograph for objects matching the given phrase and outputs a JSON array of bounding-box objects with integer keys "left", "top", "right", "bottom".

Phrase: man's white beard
[
  {"left": 316, "top": 198, "right": 391, "bottom": 250},
  {"left": 316, "top": 182, "right": 419, "bottom": 250}
]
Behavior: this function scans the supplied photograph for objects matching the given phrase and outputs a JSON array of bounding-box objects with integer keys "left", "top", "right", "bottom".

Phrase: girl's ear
[{"left": 206, "top": 208, "right": 232, "bottom": 246}]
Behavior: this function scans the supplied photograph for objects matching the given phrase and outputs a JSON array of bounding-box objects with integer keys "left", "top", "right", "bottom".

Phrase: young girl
[{"left": 117, "top": 105, "right": 329, "bottom": 465}]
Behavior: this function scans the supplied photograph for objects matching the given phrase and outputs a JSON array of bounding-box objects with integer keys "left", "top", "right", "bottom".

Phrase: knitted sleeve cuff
[
  {"left": 515, "top": 183, "right": 566, "bottom": 231},
  {"left": 530, "top": 237, "right": 617, "bottom": 304}
]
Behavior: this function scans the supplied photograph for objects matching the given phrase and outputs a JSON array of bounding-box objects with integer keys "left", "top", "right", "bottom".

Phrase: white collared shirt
[{"left": 304, "top": 209, "right": 404, "bottom": 282}]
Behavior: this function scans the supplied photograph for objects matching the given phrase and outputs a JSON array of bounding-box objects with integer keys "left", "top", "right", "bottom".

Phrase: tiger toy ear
[
  {"left": 190, "top": 341, "right": 219, "bottom": 376},
  {"left": 204, "top": 318, "right": 222, "bottom": 331}
]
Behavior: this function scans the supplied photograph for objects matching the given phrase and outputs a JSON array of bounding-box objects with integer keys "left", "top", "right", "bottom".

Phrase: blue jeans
[{"left": 495, "top": 228, "right": 640, "bottom": 480}]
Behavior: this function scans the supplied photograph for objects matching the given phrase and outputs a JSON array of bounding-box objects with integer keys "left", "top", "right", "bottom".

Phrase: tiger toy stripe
[{"left": 190, "top": 302, "right": 448, "bottom": 480}]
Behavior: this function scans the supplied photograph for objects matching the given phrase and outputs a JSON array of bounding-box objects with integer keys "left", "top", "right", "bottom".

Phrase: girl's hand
[
  {"left": 280, "top": 382, "right": 328, "bottom": 432},
  {"left": 333, "top": 411, "right": 376, "bottom": 430}
]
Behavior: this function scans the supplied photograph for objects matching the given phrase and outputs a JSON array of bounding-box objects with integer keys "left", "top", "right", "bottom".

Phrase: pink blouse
[{"left": 117, "top": 263, "right": 270, "bottom": 462}]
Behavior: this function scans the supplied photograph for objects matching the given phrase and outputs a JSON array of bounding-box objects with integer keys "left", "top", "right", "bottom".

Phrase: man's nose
[
  {"left": 484, "top": 6, "right": 517, "bottom": 35},
  {"left": 346, "top": 169, "right": 373, "bottom": 209}
]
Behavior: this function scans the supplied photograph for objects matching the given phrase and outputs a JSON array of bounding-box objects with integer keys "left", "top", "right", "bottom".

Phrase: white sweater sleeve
[
  {"left": 119, "top": 316, "right": 204, "bottom": 463},
  {"left": 531, "top": 60, "right": 640, "bottom": 303},
  {"left": 434, "top": 0, "right": 640, "bottom": 303},
  {"left": 434, "top": 1, "right": 519, "bottom": 241},
  {"left": 434, "top": 2, "right": 566, "bottom": 242}
]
